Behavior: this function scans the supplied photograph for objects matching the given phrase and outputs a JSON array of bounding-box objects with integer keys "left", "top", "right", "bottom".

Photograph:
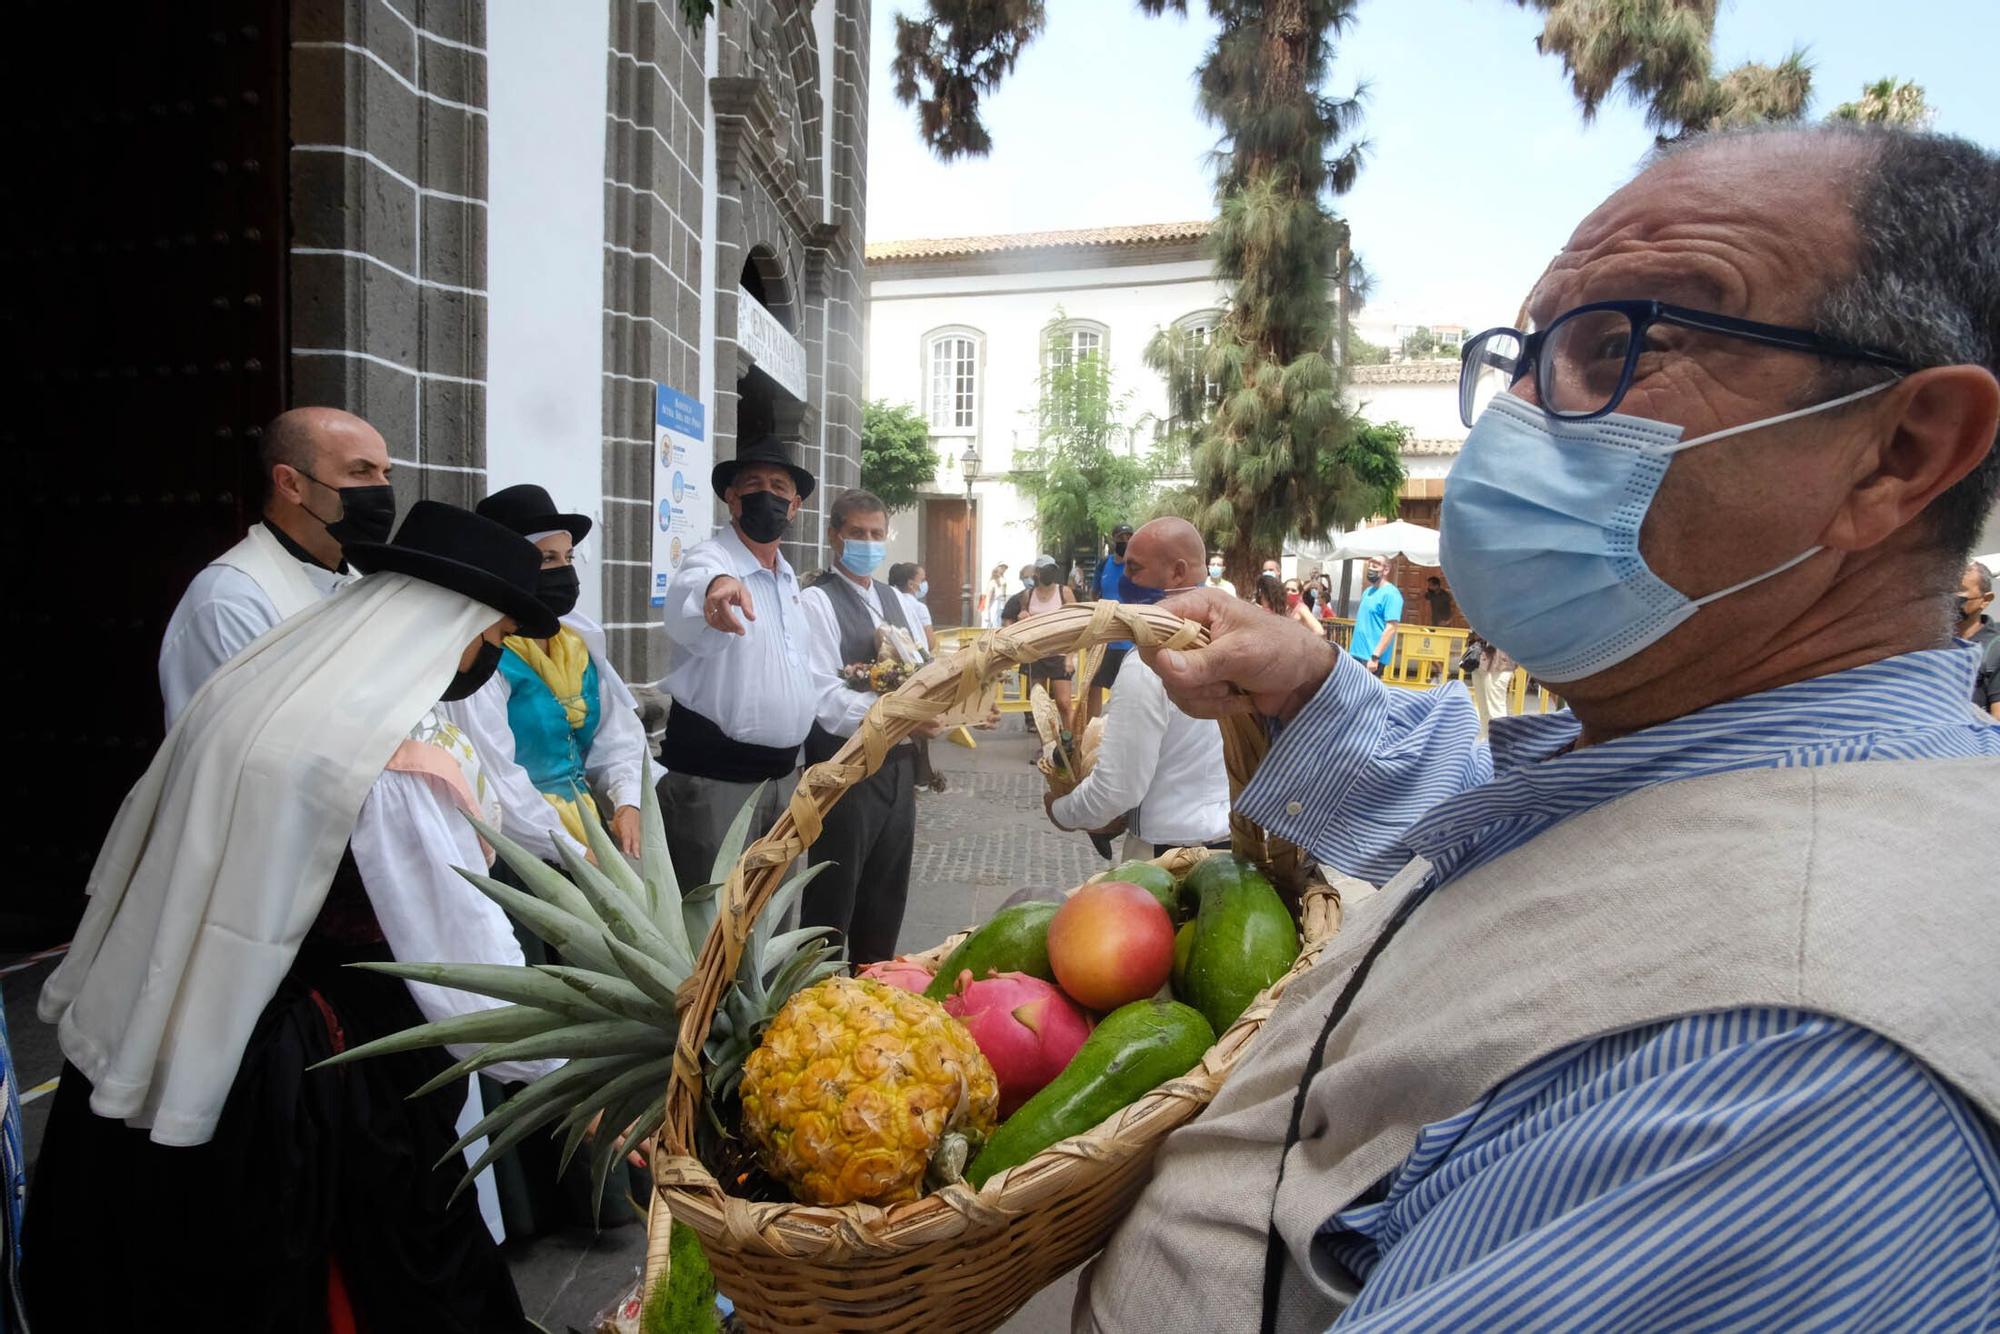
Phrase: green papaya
[
  {"left": 1170, "top": 920, "right": 1196, "bottom": 995},
  {"left": 923, "top": 900, "right": 1059, "bottom": 1001},
  {"left": 1107, "top": 860, "right": 1179, "bottom": 919},
  {"left": 1178, "top": 855, "right": 1299, "bottom": 1035},
  {"left": 966, "top": 999, "right": 1215, "bottom": 1188}
]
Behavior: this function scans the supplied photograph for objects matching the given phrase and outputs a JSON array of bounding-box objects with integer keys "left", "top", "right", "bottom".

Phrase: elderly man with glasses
[{"left": 1079, "top": 125, "right": 2000, "bottom": 1333}]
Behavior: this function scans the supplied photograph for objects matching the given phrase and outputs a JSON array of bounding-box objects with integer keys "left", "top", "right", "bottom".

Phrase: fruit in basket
[
  {"left": 965, "top": 999, "right": 1215, "bottom": 1189},
  {"left": 1107, "top": 860, "right": 1180, "bottom": 919},
  {"left": 941, "top": 972, "right": 1094, "bottom": 1116},
  {"left": 1046, "top": 881, "right": 1175, "bottom": 1011},
  {"left": 317, "top": 779, "right": 844, "bottom": 1206},
  {"left": 1177, "top": 855, "right": 1301, "bottom": 1036},
  {"left": 1170, "top": 921, "right": 1195, "bottom": 994},
  {"left": 859, "top": 956, "right": 935, "bottom": 993},
  {"left": 739, "top": 975, "right": 1000, "bottom": 1205},
  {"left": 923, "top": 900, "right": 1059, "bottom": 1001}
]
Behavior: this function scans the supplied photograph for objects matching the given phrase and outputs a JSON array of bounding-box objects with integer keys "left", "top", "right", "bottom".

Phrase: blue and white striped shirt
[{"left": 1240, "top": 646, "right": 2000, "bottom": 1331}]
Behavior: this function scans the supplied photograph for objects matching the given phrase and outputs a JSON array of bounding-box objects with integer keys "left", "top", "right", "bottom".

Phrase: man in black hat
[
  {"left": 158, "top": 406, "right": 396, "bottom": 724},
  {"left": 442, "top": 484, "right": 652, "bottom": 867},
  {"left": 28, "top": 502, "right": 562, "bottom": 1333},
  {"left": 655, "top": 435, "right": 821, "bottom": 891}
]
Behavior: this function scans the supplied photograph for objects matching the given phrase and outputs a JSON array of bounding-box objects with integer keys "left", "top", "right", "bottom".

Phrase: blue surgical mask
[
  {"left": 1440, "top": 383, "right": 1892, "bottom": 683},
  {"left": 1116, "top": 570, "right": 1198, "bottom": 605},
  {"left": 838, "top": 539, "right": 885, "bottom": 577},
  {"left": 916, "top": 579, "right": 928, "bottom": 598}
]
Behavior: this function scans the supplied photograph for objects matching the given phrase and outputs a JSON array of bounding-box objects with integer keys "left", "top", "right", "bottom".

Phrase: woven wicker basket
[{"left": 644, "top": 602, "right": 1342, "bottom": 1331}]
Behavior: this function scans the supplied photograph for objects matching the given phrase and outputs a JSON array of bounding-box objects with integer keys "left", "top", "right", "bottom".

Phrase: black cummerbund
[{"left": 661, "top": 701, "right": 800, "bottom": 782}]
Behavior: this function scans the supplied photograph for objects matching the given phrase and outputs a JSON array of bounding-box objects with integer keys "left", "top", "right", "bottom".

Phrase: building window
[
  {"left": 1044, "top": 320, "right": 1107, "bottom": 370},
  {"left": 1174, "top": 309, "right": 1224, "bottom": 404},
  {"left": 925, "top": 328, "right": 980, "bottom": 433}
]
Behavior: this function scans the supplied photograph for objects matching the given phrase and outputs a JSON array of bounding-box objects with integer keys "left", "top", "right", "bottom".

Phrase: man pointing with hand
[{"left": 655, "top": 437, "right": 819, "bottom": 890}]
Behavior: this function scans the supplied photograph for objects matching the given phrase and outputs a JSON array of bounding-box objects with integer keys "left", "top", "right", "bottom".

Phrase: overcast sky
[{"left": 866, "top": 0, "right": 2000, "bottom": 333}]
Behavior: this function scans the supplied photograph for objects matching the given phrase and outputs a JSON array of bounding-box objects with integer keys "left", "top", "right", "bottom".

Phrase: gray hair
[
  {"left": 827, "top": 487, "right": 888, "bottom": 532},
  {"left": 1801, "top": 127, "right": 1999, "bottom": 559},
  {"left": 1974, "top": 561, "right": 1995, "bottom": 597}
]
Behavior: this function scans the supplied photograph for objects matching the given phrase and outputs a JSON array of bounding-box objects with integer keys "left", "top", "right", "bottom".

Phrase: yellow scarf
[
  {"left": 502, "top": 626, "right": 595, "bottom": 845},
  {"left": 503, "top": 626, "right": 592, "bottom": 729}
]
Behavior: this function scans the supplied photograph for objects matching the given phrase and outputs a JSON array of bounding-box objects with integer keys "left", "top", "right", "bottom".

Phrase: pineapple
[
  {"left": 314, "top": 774, "right": 843, "bottom": 1208},
  {"left": 739, "top": 975, "right": 999, "bottom": 1206}
]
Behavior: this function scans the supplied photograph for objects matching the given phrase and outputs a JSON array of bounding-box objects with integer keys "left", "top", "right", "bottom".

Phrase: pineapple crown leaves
[
  {"left": 451, "top": 867, "right": 625, "bottom": 978},
  {"left": 441, "top": 1054, "right": 655, "bottom": 1200},
  {"left": 404, "top": 1019, "right": 676, "bottom": 1103},
  {"left": 308, "top": 1004, "right": 568, "bottom": 1072},
  {"left": 350, "top": 960, "right": 628, "bottom": 1025},
  {"left": 551, "top": 836, "right": 695, "bottom": 980}
]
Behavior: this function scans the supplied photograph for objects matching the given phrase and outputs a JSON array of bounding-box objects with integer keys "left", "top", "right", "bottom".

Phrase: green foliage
[
  {"left": 1830, "top": 78, "right": 1935, "bottom": 127},
  {"left": 860, "top": 400, "right": 942, "bottom": 512},
  {"left": 1512, "top": 1, "right": 1812, "bottom": 137},
  {"left": 1012, "top": 337, "right": 1158, "bottom": 561},
  {"left": 1398, "top": 327, "right": 1440, "bottom": 360},
  {"left": 640, "top": 1221, "right": 721, "bottom": 1333},
  {"left": 890, "top": 0, "right": 1048, "bottom": 159},
  {"left": 1345, "top": 329, "right": 1391, "bottom": 366}
]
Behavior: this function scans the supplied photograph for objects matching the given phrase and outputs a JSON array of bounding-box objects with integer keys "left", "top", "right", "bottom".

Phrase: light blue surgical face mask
[
  {"left": 1440, "top": 381, "right": 1894, "bottom": 683},
  {"left": 916, "top": 579, "right": 928, "bottom": 598},
  {"left": 838, "top": 539, "right": 885, "bottom": 577}
]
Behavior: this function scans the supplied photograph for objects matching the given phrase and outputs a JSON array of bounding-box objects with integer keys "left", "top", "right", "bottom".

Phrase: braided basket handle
[{"left": 661, "top": 602, "right": 1209, "bottom": 1161}]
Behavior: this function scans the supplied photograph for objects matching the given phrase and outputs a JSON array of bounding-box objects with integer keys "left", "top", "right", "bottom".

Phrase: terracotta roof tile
[
  {"left": 1347, "top": 361, "right": 1461, "bottom": 384},
  {"left": 866, "top": 221, "right": 1212, "bottom": 262}
]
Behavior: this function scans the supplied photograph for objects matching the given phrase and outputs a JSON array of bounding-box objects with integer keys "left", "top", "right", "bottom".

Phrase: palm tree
[{"left": 1830, "top": 78, "right": 1936, "bottom": 128}]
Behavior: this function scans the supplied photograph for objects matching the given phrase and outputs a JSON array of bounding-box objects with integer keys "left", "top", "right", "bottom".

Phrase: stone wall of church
[{"left": 288, "top": 0, "right": 490, "bottom": 512}]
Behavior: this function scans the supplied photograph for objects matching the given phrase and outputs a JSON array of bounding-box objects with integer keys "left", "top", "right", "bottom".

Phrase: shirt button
[{"left": 1285, "top": 800, "right": 1303, "bottom": 816}]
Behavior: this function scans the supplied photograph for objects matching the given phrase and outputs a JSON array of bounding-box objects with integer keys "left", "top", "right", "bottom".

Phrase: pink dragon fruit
[
  {"left": 857, "top": 956, "right": 935, "bottom": 994},
  {"left": 942, "top": 971, "right": 1094, "bottom": 1115}
]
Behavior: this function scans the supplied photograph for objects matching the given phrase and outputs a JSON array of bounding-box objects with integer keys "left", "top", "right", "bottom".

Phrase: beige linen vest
[{"left": 1077, "top": 756, "right": 2000, "bottom": 1333}]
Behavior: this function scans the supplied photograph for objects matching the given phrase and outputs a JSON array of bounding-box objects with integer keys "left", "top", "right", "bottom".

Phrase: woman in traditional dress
[{"left": 25, "top": 503, "right": 563, "bottom": 1333}]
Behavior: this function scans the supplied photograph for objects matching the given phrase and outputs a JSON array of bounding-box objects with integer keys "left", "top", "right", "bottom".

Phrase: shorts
[{"left": 1026, "top": 656, "right": 1072, "bottom": 684}]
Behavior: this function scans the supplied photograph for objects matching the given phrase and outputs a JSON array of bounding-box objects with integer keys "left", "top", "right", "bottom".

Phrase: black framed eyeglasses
[{"left": 1457, "top": 299, "right": 1915, "bottom": 428}]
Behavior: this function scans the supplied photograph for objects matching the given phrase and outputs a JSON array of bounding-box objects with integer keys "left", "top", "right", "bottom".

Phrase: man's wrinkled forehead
[{"left": 1526, "top": 135, "right": 1868, "bottom": 328}]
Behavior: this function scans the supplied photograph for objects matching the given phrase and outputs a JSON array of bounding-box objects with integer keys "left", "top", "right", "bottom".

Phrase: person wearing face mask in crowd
[
  {"left": 1045, "top": 518, "right": 1228, "bottom": 858},
  {"left": 655, "top": 437, "right": 820, "bottom": 895},
  {"left": 999, "top": 559, "right": 1038, "bottom": 625},
  {"left": 441, "top": 486, "right": 652, "bottom": 866},
  {"left": 1955, "top": 560, "right": 2000, "bottom": 718},
  {"left": 1017, "top": 554, "right": 1079, "bottom": 716},
  {"left": 1082, "top": 126, "right": 2000, "bottom": 1334},
  {"left": 157, "top": 406, "right": 396, "bottom": 724},
  {"left": 1351, "top": 555, "right": 1403, "bottom": 676},
  {"left": 887, "top": 561, "right": 939, "bottom": 653},
  {"left": 798, "top": 490, "right": 948, "bottom": 964},
  {"left": 1203, "top": 555, "right": 1236, "bottom": 598},
  {"left": 27, "top": 502, "right": 566, "bottom": 1332},
  {"left": 1281, "top": 578, "right": 1319, "bottom": 634},
  {"left": 1091, "top": 523, "right": 1137, "bottom": 694}
]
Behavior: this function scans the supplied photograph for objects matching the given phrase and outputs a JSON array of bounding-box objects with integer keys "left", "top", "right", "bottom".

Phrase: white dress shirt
[
  {"left": 350, "top": 721, "right": 561, "bottom": 1086},
  {"left": 1050, "top": 653, "right": 1230, "bottom": 847},
  {"left": 657, "top": 525, "right": 817, "bottom": 748},
  {"left": 158, "top": 526, "right": 349, "bottom": 725},
  {"left": 440, "top": 613, "right": 652, "bottom": 863},
  {"left": 799, "top": 574, "right": 914, "bottom": 738}
]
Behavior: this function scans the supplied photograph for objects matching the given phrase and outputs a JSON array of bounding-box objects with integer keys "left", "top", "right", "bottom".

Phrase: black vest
[{"left": 803, "top": 572, "right": 912, "bottom": 765}]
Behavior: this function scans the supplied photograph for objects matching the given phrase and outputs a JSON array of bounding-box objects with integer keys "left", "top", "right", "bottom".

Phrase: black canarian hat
[
  {"left": 711, "top": 435, "right": 816, "bottom": 501},
  {"left": 476, "top": 483, "right": 593, "bottom": 546},
  {"left": 345, "top": 500, "right": 561, "bottom": 638}
]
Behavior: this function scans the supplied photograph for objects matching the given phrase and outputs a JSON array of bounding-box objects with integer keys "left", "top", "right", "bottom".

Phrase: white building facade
[{"left": 865, "top": 223, "right": 1467, "bottom": 625}]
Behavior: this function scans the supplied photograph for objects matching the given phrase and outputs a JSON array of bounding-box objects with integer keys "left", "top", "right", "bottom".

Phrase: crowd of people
[{"left": 7, "top": 120, "right": 2000, "bottom": 1332}]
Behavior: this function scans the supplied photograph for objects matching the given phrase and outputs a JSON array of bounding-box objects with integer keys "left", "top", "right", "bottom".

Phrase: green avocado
[
  {"left": 1177, "top": 855, "right": 1300, "bottom": 1035},
  {"left": 922, "top": 900, "right": 1060, "bottom": 1001},
  {"left": 1107, "top": 860, "right": 1180, "bottom": 919},
  {"left": 966, "top": 999, "right": 1215, "bottom": 1189}
]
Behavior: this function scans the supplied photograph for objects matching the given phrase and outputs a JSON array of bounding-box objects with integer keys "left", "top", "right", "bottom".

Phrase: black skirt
[{"left": 21, "top": 940, "right": 528, "bottom": 1333}]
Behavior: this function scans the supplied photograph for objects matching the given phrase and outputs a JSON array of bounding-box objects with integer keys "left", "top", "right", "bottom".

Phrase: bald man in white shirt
[{"left": 1046, "top": 517, "right": 1230, "bottom": 854}]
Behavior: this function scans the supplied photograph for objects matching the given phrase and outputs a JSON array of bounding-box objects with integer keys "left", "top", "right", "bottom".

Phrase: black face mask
[
  {"left": 320, "top": 484, "right": 398, "bottom": 547},
  {"left": 1113, "top": 541, "right": 1129, "bottom": 559},
  {"left": 736, "top": 490, "right": 792, "bottom": 544},
  {"left": 537, "top": 564, "right": 581, "bottom": 617},
  {"left": 442, "top": 640, "right": 504, "bottom": 702}
]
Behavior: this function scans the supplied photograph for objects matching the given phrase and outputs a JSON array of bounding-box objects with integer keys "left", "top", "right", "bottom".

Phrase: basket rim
[{"left": 650, "top": 849, "right": 1344, "bottom": 1263}]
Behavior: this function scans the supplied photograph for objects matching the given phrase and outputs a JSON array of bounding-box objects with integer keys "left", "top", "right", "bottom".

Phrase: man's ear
[{"left": 1821, "top": 365, "right": 2000, "bottom": 552}]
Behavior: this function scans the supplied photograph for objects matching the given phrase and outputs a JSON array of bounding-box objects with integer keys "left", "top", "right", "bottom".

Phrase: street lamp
[{"left": 960, "top": 442, "right": 981, "bottom": 629}]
